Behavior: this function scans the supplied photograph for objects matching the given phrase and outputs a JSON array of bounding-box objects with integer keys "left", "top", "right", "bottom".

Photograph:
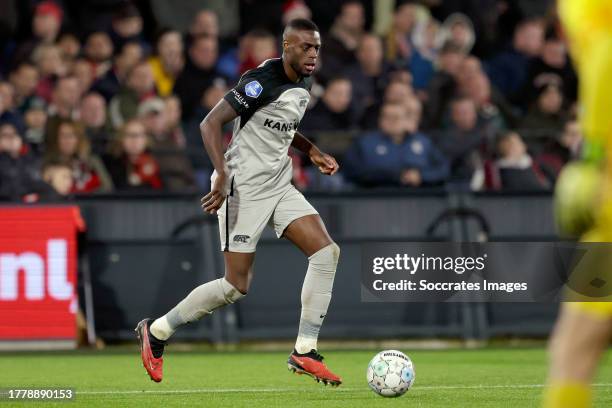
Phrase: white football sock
[
  {"left": 295, "top": 243, "right": 340, "bottom": 354},
  {"left": 150, "top": 277, "right": 244, "bottom": 341}
]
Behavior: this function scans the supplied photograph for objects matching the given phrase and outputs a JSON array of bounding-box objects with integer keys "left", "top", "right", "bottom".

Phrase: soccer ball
[{"left": 367, "top": 350, "right": 415, "bottom": 397}]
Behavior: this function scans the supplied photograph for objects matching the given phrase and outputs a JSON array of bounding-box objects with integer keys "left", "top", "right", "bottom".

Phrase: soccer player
[
  {"left": 135, "top": 19, "right": 343, "bottom": 386},
  {"left": 543, "top": 1, "right": 612, "bottom": 407}
]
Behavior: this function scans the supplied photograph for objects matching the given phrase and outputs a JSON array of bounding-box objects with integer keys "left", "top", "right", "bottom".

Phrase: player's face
[{"left": 285, "top": 30, "right": 321, "bottom": 77}]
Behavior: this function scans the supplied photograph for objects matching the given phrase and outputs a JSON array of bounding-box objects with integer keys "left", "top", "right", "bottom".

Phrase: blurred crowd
[{"left": 0, "top": 0, "right": 579, "bottom": 201}]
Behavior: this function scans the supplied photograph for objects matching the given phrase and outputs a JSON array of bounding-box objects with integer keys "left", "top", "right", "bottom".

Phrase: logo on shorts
[
  {"left": 245, "top": 81, "right": 263, "bottom": 98},
  {"left": 233, "top": 235, "right": 251, "bottom": 243}
]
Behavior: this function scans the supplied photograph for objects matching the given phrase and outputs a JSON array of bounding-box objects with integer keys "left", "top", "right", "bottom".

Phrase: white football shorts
[{"left": 216, "top": 182, "right": 318, "bottom": 253}]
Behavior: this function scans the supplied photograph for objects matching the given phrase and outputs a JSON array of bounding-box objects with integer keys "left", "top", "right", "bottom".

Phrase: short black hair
[{"left": 285, "top": 18, "right": 319, "bottom": 33}]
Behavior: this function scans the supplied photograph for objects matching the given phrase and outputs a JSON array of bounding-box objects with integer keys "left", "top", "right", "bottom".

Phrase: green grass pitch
[{"left": 1, "top": 348, "right": 611, "bottom": 407}]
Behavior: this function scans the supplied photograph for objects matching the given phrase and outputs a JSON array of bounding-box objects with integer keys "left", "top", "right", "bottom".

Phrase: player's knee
[
  {"left": 221, "top": 277, "right": 247, "bottom": 302},
  {"left": 309, "top": 242, "right": 340, "bottom": 273}
]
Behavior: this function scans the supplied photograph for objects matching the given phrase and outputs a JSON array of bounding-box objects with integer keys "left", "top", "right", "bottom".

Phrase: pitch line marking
[{"left": 75, "top": 383, "right": 612, "bottom": 396}]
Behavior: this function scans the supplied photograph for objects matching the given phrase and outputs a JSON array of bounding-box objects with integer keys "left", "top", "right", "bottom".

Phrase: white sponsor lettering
[{"left": 0, "top": 239, "right": 73, "bottom": 301}]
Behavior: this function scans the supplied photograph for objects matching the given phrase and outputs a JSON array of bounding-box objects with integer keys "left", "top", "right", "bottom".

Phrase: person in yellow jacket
[
  {"left": 148, "top": 29, "right": 184, "bottom": 97},
  {"left": 543, "top": 1, "right": 612, "bottom": 407}
]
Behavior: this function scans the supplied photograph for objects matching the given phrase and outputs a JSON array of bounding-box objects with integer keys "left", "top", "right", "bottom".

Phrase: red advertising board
[{"left": 0, "top": 207, "right": 85, "bottom": 341}]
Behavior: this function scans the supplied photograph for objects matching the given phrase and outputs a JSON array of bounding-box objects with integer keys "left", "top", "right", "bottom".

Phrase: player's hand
[
  {"left": 201, "top": 172, "right": 228, "bottom": 214},
  {"left": 310, "top": 151, "right": 339, "bottom": 175}
]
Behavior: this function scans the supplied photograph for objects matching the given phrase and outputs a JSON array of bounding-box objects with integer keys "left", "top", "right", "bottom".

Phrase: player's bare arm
[
  {"left": 292, "top": 131, "right": 339, "bottom": 175},
  {"left": 200, "top": 99, "right": 239, "bottom": 214}
]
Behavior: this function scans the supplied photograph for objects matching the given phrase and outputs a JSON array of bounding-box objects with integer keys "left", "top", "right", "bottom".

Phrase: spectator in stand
[
  {"left": 238, "top": 30, "right": 278, "bottom": 75},
  {"left": 57, "top": 32, "right": 81, "bottom": 63},
  {"left": 188, "top": 9, "right": 219, "bottom": 43},
  {"left": 0, "top": 82, "right": 25, "bottom": 134},
  {"left": 558, "top": 119, "right": 583, "bottom": 162},
  {"left": 163, "top": 95, "right": 186, "bottom": 148},
  {"left": 9, "top": 63, "right": 41, "bottom": 114},
  {"left": 361, "top": 79, "right": 414, "bottom": 130},
  {"left": 137, "top": 98, "right": 194, "bottom": 191},
  {"left": 384, "top": 1, "right": 419, "bottom": 65},
  {"left": 437, "top": 96, "right": 486, "bottom": 189},
  {"left": 32, "top": 44, "right": 67, "bottom": 103},
  {"left": 103, "top": 119, "right": 162, "bottom": 191},
  {"left": 282, "top": 0, "right": 311, "bottom": 25},
  {"left": 520, "top": 31, "right": 577, "bottom": 108},
  {"left": 184, "top": 81, "right": 228, "bottom": 189},
  {"left": 458, "top": 56, "right": 519, "bottom": 128},
  {"left": 484, "top": 18, "right": 544, "bottom": 99},
  {"left": 409, "top": 17, "right": 441, "bottom": 91},
  {"left": 318, "top": 0, "right": 365, "bottom": 83},
  {"left": 40, "top": 159, "right": 73, "bottom": 200},
  {"left": 148, "top": 29, "right": 184, "bottom": 97},
  {"left": 300, "top": 77, "right": 355, "bottom": 132},
  {"left": 45, "top": 119, "right": 113, "bottom": 193},
  {"left": 437, "top": 13, "right": 475, "bottom": 55},
  {"left": 344, "top": 100, "right": 449, "bottom": 187},
  {"left": 520, "top": 81, "right": 565, "bottom": 138},
  {"left": 12, "top": 1, "right": 64, "bottom": 68},
  {"left": 0, "top": 123, "right": 44, "bottom": 201},
  {"left": 493, "top": 131, "right": 550, "bottom": 191},
  {"left": 80, "top": 92, "right": 112, "bottom": 156},
  {"left": 218, "top": 29, "right": 277, "bottom": 81},
  {"left": 344, "top": 33, "right": 390, "bottom": 120},
  {"left": 46, "top": 75, "right": 81, "bottom": 140},
  {"left": 537, "top": 118, "right": 584, "bottom": 178},
  {"left": 422, "top": 41, "right": 465, "bottom": 129},
  {"left": 109, "top": 61, "right": 156, "bottom": 128},
  {"left": 174, "top": 35, "right": 225, "bottom": 122},
  {"left": 110, "top": 3, "right": 147, "bottom": 53},
  {"left": 83, "top": 32, "right": 114, "bottom": 81},
  {"left": 71, "top": 58, "right": 96, "bottom": 96},
  {"left": 93, "top": 41, "right": 144, "bottom": 102},
  {"left": 23, "top": 102, "right": 47, "bottom": 154}
]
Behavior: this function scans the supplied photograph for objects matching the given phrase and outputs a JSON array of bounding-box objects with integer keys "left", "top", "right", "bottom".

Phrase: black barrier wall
[{"left": 75, "top": 192, "right": 558, "bottom": 342}]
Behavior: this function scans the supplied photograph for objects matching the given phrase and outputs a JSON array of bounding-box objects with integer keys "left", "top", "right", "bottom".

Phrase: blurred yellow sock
[{"left": 542, "top": 381, "right": 591, "bottom": 408}]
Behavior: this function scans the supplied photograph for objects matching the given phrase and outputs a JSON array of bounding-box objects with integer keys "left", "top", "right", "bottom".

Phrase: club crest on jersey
[{"left": 245, "top": 81, "right": 263, "bottom": 98}]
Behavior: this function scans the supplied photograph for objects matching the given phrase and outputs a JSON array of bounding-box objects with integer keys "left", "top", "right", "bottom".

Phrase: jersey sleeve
[{"left": 223, "top": 71, "right": 267, "bottom": 116}]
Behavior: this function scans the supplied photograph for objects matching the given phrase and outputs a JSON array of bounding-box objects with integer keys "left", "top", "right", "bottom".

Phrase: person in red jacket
[{"left": 103, "top": 118, "right": 162, "bottom": 191}]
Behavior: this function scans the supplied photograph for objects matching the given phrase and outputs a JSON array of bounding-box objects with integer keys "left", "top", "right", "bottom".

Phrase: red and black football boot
[
  {"left": 287, "top": 349, "right": 342, "bottom": 386},
  {"left": 135, "top": 318, "right": 165, "bottom": 382}
]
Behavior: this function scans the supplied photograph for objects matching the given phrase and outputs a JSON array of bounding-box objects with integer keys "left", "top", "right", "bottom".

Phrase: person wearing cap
[{"left": 11, "top": 1, "right": 63, "bottom": 68}]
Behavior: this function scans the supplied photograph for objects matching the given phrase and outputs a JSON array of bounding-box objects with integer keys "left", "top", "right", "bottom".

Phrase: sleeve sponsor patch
[{"left": 244, "top": 80, "right": 263, "bottom": 98}]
